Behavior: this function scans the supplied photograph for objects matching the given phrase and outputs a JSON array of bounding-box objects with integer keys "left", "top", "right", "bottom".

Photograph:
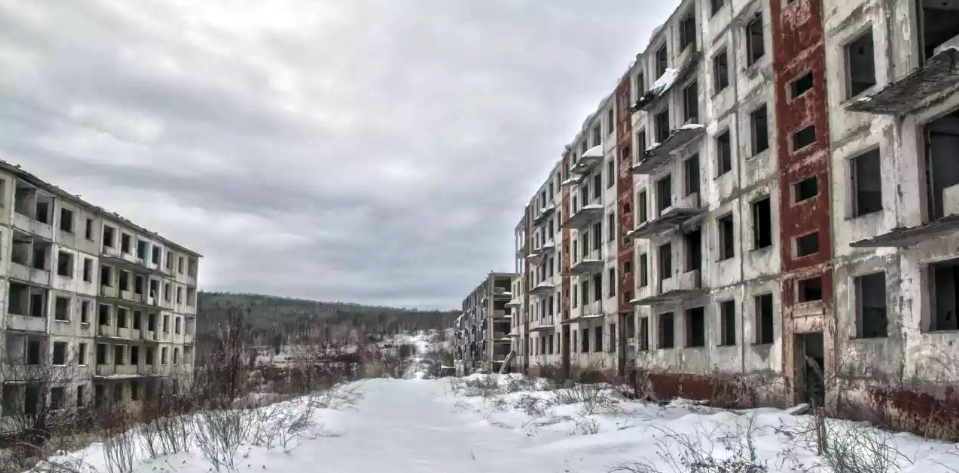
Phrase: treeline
[{"left": 196, "top": 291, "right": 458, "bottom": 337}]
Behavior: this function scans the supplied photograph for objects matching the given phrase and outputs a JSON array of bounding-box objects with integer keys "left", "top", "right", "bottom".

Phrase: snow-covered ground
[{"left": 31, "top": 374, "right": 959, "bottom": 473}]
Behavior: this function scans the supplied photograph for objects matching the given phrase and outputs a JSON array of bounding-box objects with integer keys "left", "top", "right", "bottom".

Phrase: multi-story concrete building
[
  {"left": 510, "top": 0, "right": 959, "bottom": 419},
  {"left": 453, "top": 272, "right": 515, "bottom": 374},
  {"left": 0, "top": 161, "right": 200, "bottom": 426}
]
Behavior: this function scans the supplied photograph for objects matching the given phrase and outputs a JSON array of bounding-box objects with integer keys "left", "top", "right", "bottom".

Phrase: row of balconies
[
  {"left": 11, "top": 181, "right": 199, "bottom": 286},
  {"left": 93, "top": 363, "right": 191, "bottom": 378},
  {"left": 95, "top": 324, "right": 194, "bottom": 344}
]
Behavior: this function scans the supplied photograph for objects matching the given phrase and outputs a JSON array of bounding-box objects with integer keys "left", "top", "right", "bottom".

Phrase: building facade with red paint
[{"left": 500, "top": 0, "right": 959, "bottom": 418}]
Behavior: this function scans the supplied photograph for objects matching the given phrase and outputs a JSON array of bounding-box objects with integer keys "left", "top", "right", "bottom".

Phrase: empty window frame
[
  {"left": 683, "top": 81, "right": 699, "bottom": 124},
  {"left": 679, "top": 10, "right": 696, "bottom": 51},
  {"left": 57, "top": 251, "right": 73, "bottom": 277},
  {"left": 639, "top": 253, "right": 649, "bottom": 287},
  {"left": 718, "top": 214, "right": 735, "bottom": 260},
  {"left": 638, "top": 317, "right": 650, "bottom": 350},
  {"left": 750, "top": 105, "right": 769, "bottom": 155},
  {"left": 929, "top": 259, "right": 959, "bottom": 331},
  {"left": 795, "top": 232, "right": 820, "bottom": 258},
  {"left": 855, "top": 272, "right": 887, "bottom": 338},
  {"left": 59, "top": 208, "right": 74, "bottom": 233},
  {"left": 846, "top": 30, "right": 876, "bottom": 98},
  {"left": 790, "top": 72, "right": 814, "bottom": 100},
  {"left": 659, "top": 242, "right": 673, "bottom": 282},
  {"left": 659, "top": 312, "right": 675, "bottom": 348},
  {"left": 53, "top": 342, "right": 67, "bottom": 365},
  {"left": 607, "top": 160, "right": 615, "bottom": 189},
  {"left": 850, "top": 148, "right": 882, "bottom": 217},
  {"left": 656, "top": 174, "right": 672, "bottom": 215},
  {"left": 684, "top": 154, "right": 700, "bottom": 196},
  {"left": 638, "top": 190, "right": 648, "bottom": 223},
  {"left": 655, "top": 108, "right": 670, "bottom": 143},
  {"left": 719, "top": 300, "right": 736, "bottom": 346},
  {"left": 685, "top": 229, "right": 702, "bottom": 272},
  {"left": 713, "top": 48, "right": 729, "bottom": 93},
  {"left": 594, "top": 326, "right": 603, "bottom": 353},
  {"left": 755, "top": 293, "right": 774, "bottom": 344},
  {"left": 792, "top": 125, "right": 816, "bottom": 152},
  {"left": 656, "top": 43, "right": 668, "bottom": 77},
  {"left": 752, "top": 197, "right": 772, "bottom": 249},
  {"left": 716, "top": 130, "right": 732, "bottom": 175},
  {"left": 794, "top": 176, "right": 818, "bottom": 203},
  {"left": 54, "top": 297, "right": 69, "bottom": 321},
  {"left": 710, "top": 0, "right": 725, "bottom": 16},
  {"left": 746, "top": 13, "right": 765, "bottom": 66},
  {"left": 686, "top": 307, "right": 706, "bottom": 347},
  {"left": 607, "top": 213, "right": 615, "bottom": 242},
  {"left": 797, "top": 276, "right": 823, "bottom": 302}
]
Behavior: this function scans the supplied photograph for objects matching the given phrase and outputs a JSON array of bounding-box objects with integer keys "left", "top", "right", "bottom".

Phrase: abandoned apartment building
[
  {"left": 504, "top": 0, "right": 959, "bottom": 418},
  {"left": 453, "top": 272, "right": 515, "bottom": 374},
  {"left": 0, "top": 160, "right": 200, "bottom": 430}
]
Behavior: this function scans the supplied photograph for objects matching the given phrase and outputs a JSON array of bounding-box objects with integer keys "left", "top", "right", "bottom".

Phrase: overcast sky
[{"left": 0, "top": 0, "right": 673, "bottom": 310}]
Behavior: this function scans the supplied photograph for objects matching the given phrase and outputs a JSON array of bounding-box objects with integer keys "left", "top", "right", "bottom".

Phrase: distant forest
[{"left": 196, "top": 291, "right": 459, "bottom": 337}]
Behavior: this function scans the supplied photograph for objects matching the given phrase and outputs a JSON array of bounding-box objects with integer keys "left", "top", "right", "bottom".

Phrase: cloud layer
[{"left": 0, "top": 0, "right": 672, "bottom": 309}]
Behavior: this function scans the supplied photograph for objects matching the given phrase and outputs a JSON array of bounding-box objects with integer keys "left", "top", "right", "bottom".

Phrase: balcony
[
  {"left": 9, "top": 263, "right": 50, "bottom": 286},
  {"left": 492, "top": 309, "right": 510, "bottom": 320},
  {"left": 529, "top": 281, "right": 555, "bottom": 297},
  {"left": 6, "top": 314, "right": 47, "bottom": 332},
  {"left": 12, "top": 212, "right": 54, "bottom": 240},
  {"left": 533, "top": 202, "right": 556, "bottom": 224},
  {"left": 563, "top": 204, "right": 603, "bottom": 230},
  {"left": 95, "top": 364, "right": 114, "bottom": 377},
  {"left": 570, "top": 145, "right": 604, "bottom": 174},
  {"left": 631, "top": 52, "right": 700, "bottom": 113},
  {"left": 630, "top": 269, "right": 706, "bottom": 305},
  {"left": 846, "top": 49, "right": 959, "bottom": 116},
  {"left": 530, "top": 316, "right": 555, "bottom": 332},
  {"left": 572, "top": 300, "right": 603, "bottom": 321},
  {"left": 628, "top": 194, "right": 705, "bottom": 240},
  {"left": 569, "top": 252, "right": 604, "bottom": 276},
  {"left": 632, "top": 125, "right": 706, "bottom": 175},
  {"left": 561, "top": 174, "right": 584, "bottom": 187},
  {"left": 851, "top": 182, "right": 959, "bottom": 247},
  {"left": 138, "top": 364, "right": 159, "bottom": 376},
  {"left": 99, "top": 285, "right": 118, "bottom": 299},
  {"left": 184, "top": 332, "right": 195, "bottom": 344}
]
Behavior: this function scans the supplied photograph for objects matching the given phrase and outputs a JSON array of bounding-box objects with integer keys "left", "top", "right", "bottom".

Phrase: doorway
[
  {"left": 799, "top": 332, "right": 825, "bottom": 407},
  {"left": 561, "top": 325, "right": 570, "bottom": 379}
]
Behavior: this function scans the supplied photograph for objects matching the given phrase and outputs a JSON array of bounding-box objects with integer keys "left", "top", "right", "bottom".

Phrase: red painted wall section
[
  {"left": 615, "top": 77, "right": 634, "bottom": 313},
  {"left": 770, "top": 0, "right": 833, "bottom": 310},
  {"left": 562, "top": 153, "right": 572, "bottom": 320}
]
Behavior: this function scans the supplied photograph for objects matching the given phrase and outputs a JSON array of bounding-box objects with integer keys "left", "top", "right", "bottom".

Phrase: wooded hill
[{"left": 196, "top": 291, "right": 459, "bottom": 335}]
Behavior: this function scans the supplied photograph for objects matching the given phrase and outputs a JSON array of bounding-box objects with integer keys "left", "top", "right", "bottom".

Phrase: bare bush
[
  {"left": 611, "top": 416, "right": 767, "bottom": 473},
  {"left": 553, "top": 384, "right": 622, "bottom": 416},
  {"left": 193, "top": 409, "right": 249, "bottom": 472},
  {"left": 513, "top": 395, "right": 551, "bottom": 418},
  {"left": 776, "top": 413, "right": 912, "bottom": 473},
  {"left": 572, "top": 415, "right": 601, "bottom": 435},
  {"left": 101, "top": 430, "right": 137, "bottom": 473}
]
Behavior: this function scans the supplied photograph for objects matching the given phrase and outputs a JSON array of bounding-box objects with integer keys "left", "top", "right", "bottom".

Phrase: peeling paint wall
[
  {"left": 770, "top": 0, "right": 834, "bottom": 405},
  {"left": 822, "top": 0, "right": 959, "bottom": 431}
]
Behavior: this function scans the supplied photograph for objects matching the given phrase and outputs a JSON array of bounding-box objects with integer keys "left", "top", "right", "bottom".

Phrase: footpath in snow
[{"left": 39, "top": 373, "right": 959, "bottom": 473}]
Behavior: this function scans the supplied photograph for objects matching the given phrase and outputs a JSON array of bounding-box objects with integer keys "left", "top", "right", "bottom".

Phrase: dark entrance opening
[{"left": 799, "top": 332, "right": 825, "bottom": 407}]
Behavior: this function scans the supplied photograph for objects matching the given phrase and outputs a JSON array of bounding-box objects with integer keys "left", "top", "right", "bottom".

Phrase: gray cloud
[{"left": 0, "top": 0, "right": 673, "bottom": 309}]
